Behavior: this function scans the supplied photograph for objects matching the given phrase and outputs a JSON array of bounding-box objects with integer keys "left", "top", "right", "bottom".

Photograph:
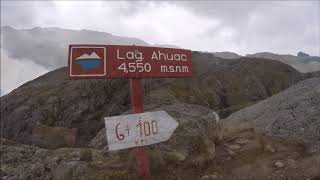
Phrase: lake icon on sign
[{"left": 75, "top": 52, "right": 102, "bottom": 69}]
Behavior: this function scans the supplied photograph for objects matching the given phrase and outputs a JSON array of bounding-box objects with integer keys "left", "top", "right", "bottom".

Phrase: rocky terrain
[
  {"left": 2, "top": 78, "right": 320, "bottom": 179},
  {"left": 2, "top": 81, "right": 320, "bottom": 179},
  {"left": 1, "top": 52, "right": 303, "bottom": 148},
  {"left": 1, "top": 50, "right": 319, "bottom": 179}
]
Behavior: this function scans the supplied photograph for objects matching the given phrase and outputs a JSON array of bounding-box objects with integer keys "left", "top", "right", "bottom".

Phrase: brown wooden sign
[
  {"left": 68, "top": 45, "right": 192, "bottom": 78},
  {"left": 68, "top": 44, "right": 193, "bottom": 180}
]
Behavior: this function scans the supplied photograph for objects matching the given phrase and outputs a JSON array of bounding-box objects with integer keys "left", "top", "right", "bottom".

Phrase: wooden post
[{"left": 130, "top": 78, "right": 150, "bottom": 180}]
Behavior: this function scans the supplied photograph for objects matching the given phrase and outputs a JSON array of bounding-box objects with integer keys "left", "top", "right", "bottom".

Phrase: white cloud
[
  {"left": 1, "top": 1, "right": 319, "bottom": 56},
  {"left": 176, "top": 1, "right": 320, "bottom": 56},
  {"left": 1, "top": 49, "right": 48, "bottom": 95},
  {"left": 121, "top": 2, "right": 221, "bottom": 51}
]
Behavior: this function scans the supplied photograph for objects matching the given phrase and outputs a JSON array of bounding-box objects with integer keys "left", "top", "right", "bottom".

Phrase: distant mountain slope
[
  {"left": 223, "top": 78, "right": 320, "bottom": 151},
  {"left": 1, "top": 26, "right": 148, "bottom": 69},
  {"left": 212, "top": 51, "right": 242, "bottom": 59},
  {"left": 212, "top": 51, "right": 320, "bottom": 73},
  {"left": 153, "top": 44, "right": 180, "bottom": 49},
  {"left": 0, "top": 51, "right": 304, "bottom": 148},
  {"left": 246, "top": 52, "right": 298, "bottom": 64},
  {"left": 2, "top": 26, "right": 319, "bottom": 73},
  {"left": 246, "top": 52, "right": 320, "bottom": 73}
]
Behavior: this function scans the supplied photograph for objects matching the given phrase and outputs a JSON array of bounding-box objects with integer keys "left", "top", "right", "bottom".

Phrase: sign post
[
  {"left": 68, "top": 44, "right": 191, "bottom": 180},
  {"left": 130, "top": 78, "right": 150, "bottom": 180}
]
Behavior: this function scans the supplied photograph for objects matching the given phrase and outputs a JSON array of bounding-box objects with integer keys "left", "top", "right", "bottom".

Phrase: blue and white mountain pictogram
[{"left": 75, "top": 52, "right": 102, "bottom": 69}]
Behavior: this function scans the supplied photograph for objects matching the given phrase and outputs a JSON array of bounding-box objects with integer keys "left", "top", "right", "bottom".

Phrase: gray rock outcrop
[{"left": 223, "top": 78, "right": 320, "bottom": 150}]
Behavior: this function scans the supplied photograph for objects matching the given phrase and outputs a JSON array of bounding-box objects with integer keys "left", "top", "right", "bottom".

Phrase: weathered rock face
[
  {"left": 0, "top": 52, "right": 303, "bottom": 149},
  {"left": 223, "top": 78, "right": 320, "bottom": 151}
]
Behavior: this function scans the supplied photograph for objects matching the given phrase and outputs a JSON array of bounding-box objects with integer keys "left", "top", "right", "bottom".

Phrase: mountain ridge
[
  {"left": 1, "top": 26, "right": 149, "bottom": 69},
  {"left": 3, "top": 26, "right": 319, "bottom": 70}
]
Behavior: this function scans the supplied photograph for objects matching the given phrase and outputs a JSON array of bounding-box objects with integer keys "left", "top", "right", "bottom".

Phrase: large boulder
[{"left": 223, "top": 78, "right": 320, "bottom": 152}]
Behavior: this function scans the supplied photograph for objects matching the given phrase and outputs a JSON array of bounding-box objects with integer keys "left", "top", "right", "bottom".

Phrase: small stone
[
  {"left": 208, "top": 174, "right": 218, "bottom": 179},
  {"left": 274, "top": 161, "right": 285, "bottom": 168},
  {"left": 287, "top": 159, "right": 296, "bottom": 168},
  {"left": 7, "top": 175, "right": 18, "bottom": 180},
  {"left": 201, "top": 175, "right": 209, "bottom": 180},
  {"left": 235, "top": 138, "right": 250, "bottom": 145},
  {"left": 280, "top": 175, "right": 284, "bottom": 178},
  {"left": 35, "top": 149, "right": 47, "bottom": 158},
  {"left": 201, "top": 174, "right": 218, "bottom": 180},
  {"left": 31, "top": 162, "right": 45, "bottom": 176},
  {"left": 52, "top": 161, "right": 87, "bottom": 180},
  {"left": 227, "top": 149, "right": 236, "bottom": 156},
  {"left": 264, "top": 145, "right": 276, "bottom": 153},
  {"left": 166, "top": 151, "right": 186, "bottom": 162},
  {"left": 96, "top": 161, "right": 104, "bottom": 166},
  {"left": 203, "top": 138, "right": 216, "bottom": 157},
  {"left": 228, "top": 144, "right": 241, "bottom": 150}
]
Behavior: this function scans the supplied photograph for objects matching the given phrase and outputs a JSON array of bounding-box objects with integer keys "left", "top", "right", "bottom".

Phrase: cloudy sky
[
  {"left": 2, "top": 1, "right": 319, "bottom": 55},
  {"left": 1, "top": 1, "right": 320, "bottom": 95}
]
